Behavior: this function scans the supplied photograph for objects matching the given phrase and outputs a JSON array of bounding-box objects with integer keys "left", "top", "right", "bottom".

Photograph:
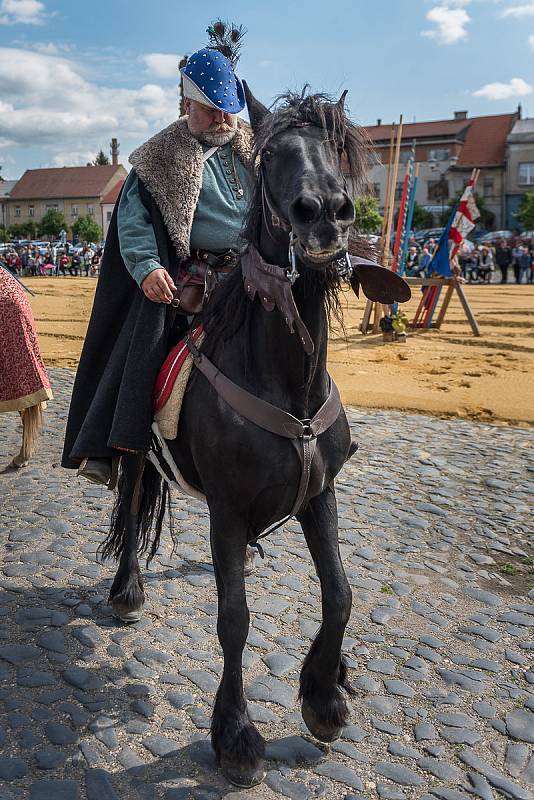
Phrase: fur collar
[{"left": 129, "top": 117, "right": 254, "bottom": 258}]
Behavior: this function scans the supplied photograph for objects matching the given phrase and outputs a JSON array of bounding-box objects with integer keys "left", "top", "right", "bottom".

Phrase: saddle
[{"left": 172, "top": 249, "right": 239, "bottom": 314}]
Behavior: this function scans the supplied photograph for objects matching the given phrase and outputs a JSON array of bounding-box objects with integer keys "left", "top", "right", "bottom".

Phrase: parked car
[
  {"left": 413, "top": 227, "right": 445, "bottom": 244},
  {"left": 478, "top": 230, "right": 513, "bottom": 243}
]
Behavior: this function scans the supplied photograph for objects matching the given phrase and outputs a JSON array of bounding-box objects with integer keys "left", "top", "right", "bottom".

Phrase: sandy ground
[{"left": 24, "top": 277, "right": 534, "bottom": 426}]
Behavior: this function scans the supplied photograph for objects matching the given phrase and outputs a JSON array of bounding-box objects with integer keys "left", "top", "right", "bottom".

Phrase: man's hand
[{"left": 141, "top": 268, "right": 177, "bottom": 304}]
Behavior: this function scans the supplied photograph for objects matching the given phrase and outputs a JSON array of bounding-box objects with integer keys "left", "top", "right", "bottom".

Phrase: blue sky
[{"left": 0, "top": 0, "right": 532, "bottom": 178}]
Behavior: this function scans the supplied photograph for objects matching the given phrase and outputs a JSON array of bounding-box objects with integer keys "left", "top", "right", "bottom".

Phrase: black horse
[{"left": 103, "top": 86, "right": 408, "bottom": 788}]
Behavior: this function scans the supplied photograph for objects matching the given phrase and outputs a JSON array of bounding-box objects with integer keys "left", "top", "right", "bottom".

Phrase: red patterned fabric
[
  {"left": 153, "top": 326, "right": 202, "bottom": 413},
  {"left": 0, "top": 269, "right": 52, "bottom": 412}
]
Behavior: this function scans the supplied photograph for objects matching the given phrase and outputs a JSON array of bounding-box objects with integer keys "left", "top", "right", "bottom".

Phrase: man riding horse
[{"left": 62, "top": 22, "right": 252, "bottom": 481}]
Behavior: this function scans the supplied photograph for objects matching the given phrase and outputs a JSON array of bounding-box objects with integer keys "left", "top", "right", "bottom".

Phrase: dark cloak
[{"left": 61, "top": 179, "right": 180, "bottom": 468}]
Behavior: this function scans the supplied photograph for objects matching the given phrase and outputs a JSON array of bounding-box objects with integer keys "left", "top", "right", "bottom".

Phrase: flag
[{"left": 430, "top": 179, "right": 480, "bottom": 277}]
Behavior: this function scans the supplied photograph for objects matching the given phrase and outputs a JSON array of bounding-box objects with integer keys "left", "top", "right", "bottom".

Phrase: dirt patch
[{"left": 25, "top": 277, "right": 534, "bottom": 425}]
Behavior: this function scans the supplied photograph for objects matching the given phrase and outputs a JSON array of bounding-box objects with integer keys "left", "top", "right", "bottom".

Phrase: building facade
[
  {"left": 6, "top": 164, "right": 127, "bottom": 237},
  {"left": 505, "top": 118, "right": 534, "bottom": 230},
  {"left": 100, "top": 180, "right": 125, "bottom": 239},
  {"left": 364, "top": 110, "right": 518, "bottom": 229},
  {"left": 0, "top": 180, "right": 18, "bottom": 234}
]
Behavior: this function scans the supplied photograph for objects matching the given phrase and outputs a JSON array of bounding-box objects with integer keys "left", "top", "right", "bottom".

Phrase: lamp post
[{"left": 429, "top": 155, "right": 458, "bottom": 222}]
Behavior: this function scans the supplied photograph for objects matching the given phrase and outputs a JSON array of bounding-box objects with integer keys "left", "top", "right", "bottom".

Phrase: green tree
[
  {"left": 93, "top": 150, "right": 110, "bottom": 165},
  {"left": 7, "top": 221, "right": 38, "bottom": 238},
  {"left": 39, "top": 209, "right": 67, "bottom": 237},
  {"left": 411, "top": 202, "right": 434, "bottom": 230},
  {"left": 0, "top": 224, "right": 8, "bottom": 242},
  {"left": 394, "top": 201, "right": 434, "bottom": 230},
  {"left": 72, "top": 215, "right": 102, "bottom": 243},
  {"left": 516, "top": 190, "right": 534, "bottom": 229},
  {"left": 353, "top": 194, "right": 383, "bottom": 234}
]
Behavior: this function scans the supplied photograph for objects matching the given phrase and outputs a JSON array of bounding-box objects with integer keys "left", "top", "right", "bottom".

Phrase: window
[
  {"left": 15, "top": 206, "right": 21, "bottom": 217},
  {"left": 395, "top": 182, "right": 404, "bottom": 201},
  {"left": 399, "top": 150, "right": 412, "bottom": 164},
  {"left": 372, "top": 183, "right": 381, "bottom": 199},
  {"left": 428, "top": 179, "right": 449, "bottom": 202},
  {"left": 71, "top": 205, "right": 78, "bottom": 217},
  {"left": 28, "top": 205, "right": 34, "bottom": 217},
  {"left": 518, "top": 162, "right": 534, "bottom": 185},
  {"left": 87, "top": 205, "right": 94, "bottom": 216},
  {"left": 482, "top": 178, "right": 495, "bottom": 197},
  {"left": 106, "top": 211, "right": 112, "bottom": 222},
  {"left": 46, "top": 204, "right": 58, "bottom": 211},
  {"left": 428, "top": 148, "right": 450, "bottom": 162}
]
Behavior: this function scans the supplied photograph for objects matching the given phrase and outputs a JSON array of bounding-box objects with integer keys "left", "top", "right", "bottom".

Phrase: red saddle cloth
[{"left": 153, "top": 326, "right": 203, "bottom": 413}]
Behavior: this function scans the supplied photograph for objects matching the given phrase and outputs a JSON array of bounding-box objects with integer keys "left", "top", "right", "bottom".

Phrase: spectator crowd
[
  {"left": 404, "top": 236, "right": 534, "bottom": 284},
  {"left": 0, "top": 243, "right": 102, "bottom": 278}
]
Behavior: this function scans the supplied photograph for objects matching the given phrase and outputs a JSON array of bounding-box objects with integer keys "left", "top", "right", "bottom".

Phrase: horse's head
[{"left": 243, "top": 84, "right": 370, "bottom": 270}]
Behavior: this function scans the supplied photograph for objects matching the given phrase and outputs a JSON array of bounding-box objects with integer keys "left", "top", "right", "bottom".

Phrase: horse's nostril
[
  {"left": 329, "top": 193, "right": 355, "bottom": 224},
  {"left": 290, "top": 194, "right": 321, "bottom": 225}
]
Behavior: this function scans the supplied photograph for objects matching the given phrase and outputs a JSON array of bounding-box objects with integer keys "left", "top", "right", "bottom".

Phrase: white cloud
[
  {"left": 51, "top": 149, "right": 100, "bottom": 167},
  {"left": 0, "top": 0, "right": 46, "bottom": 25},
  {"left": 529, "top": 32, "right": 534, "bottom": 47},
  {"left": 142, "top": 52, "right": 181, "bottom": 79},
  {"left": 422, "top": 5, "right": 471, "bottom": 44},
  {"left": 501, "top": 3, "right": 534, "bottom": 17},
  {"left": 473, "top": 77, "right": 532, "bottom": 99},
  {"left": 0, "top": 47, "right": 180, "bottom": 163}
]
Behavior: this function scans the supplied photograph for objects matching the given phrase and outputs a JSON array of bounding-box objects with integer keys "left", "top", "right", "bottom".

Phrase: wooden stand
[{"left": 360, "top": 277, "right": 480, "bottom": 337}]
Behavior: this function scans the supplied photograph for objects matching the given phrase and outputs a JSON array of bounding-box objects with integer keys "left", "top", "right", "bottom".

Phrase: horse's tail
[
  {"left": 19, "top": 403, "right": 43, "bottom": 464},
  {"left": 100, "top": 457, "right": 172, "bottom": 564}
]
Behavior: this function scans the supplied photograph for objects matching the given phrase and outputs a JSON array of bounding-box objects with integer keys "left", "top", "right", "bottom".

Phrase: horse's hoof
[
  {"left": 110, "top": 601, "right": 143, "bottom": 624},
  {"left": 244, "top": 546, "right": 257, "bottom": 577},
  {"left": 302, "top": 700, "right": 342, "bottom": 743},
  {"left": 220, "top": 755, "right": 266, "bottom": 788}
]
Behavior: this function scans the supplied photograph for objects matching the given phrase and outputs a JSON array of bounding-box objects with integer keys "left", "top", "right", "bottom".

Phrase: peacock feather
[{"left": 205, "top": 19, "right": 247, "bottom": 67}]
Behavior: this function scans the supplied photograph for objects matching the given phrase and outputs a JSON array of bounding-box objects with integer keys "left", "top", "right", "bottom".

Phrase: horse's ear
[
  {"left": 337, "top": 89, "right": 348, "bottom": 111},
  {"left": 243, "top": 80, "right": 271, "bottom": 131}
]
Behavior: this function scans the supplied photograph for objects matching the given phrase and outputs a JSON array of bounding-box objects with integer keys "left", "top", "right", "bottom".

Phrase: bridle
[{"left": 257, "top": 125, "right": 354, "bottom": 285}]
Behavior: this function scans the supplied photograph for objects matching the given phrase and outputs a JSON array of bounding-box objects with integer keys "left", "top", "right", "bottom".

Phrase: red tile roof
[
  {"left": 364, "top": 113, "right": 517, "bottom": 168},
  {"left": 455, "top": 113, "right": 516, "bottom": 167},
  {"left": 365, "top": 119, "right": 470, "bottom": 142},
  {"left": 10, "top": 165, "right": 126, "bottom": 200},
  {"left": 101, "top": 179, "right": 125, "bottom": 205}
]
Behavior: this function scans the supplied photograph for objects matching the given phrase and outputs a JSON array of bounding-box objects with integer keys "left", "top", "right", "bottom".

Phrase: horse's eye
[{"left": 262, "top": 150, "right": 272, "bottom": 162}]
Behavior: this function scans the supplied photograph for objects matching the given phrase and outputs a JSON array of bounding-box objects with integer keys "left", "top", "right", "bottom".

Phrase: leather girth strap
[{"left": 185, "top": 336, "right": 341, "bottom": 536}]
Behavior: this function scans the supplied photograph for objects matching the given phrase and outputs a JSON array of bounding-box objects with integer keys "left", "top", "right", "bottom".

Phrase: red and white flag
[{"left": 448, "top": 178, "right": 480, "bottom": 258}]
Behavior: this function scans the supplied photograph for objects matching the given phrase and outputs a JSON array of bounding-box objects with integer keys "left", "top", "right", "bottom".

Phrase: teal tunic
[{"left": 118, "top": 142, "right": 251, "bottom": 287}]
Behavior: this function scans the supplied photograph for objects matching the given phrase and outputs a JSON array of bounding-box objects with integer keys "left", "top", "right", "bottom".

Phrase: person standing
[
  {"left": 495, "top": 240, "right": 512, "bottom": 284},
  {"left": 511, "top": 241, "right": 522, "bottom": 284},
  {"left": 518, "top": 246, "right": 532, "bottom": 283}
]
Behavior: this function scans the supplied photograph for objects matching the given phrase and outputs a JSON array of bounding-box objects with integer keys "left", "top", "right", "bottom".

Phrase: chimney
[
  {"left": 377, "top": 118, "right": 382, "bottom": 126},
  {"left": 110, "top": 138, "right": 119, "bottom": 166},
  {"left": 454, "top": 110, "right": 468, "bottom": 120}
]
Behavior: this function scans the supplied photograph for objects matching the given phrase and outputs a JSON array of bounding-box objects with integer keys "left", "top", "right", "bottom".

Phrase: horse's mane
[{"left": 200, "top": 89, "right": 375, "bottom": 355}]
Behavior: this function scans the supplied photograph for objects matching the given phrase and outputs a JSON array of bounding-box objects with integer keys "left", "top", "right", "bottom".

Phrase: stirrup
[{"left": 76, "top": 457, "right": 112, "bottom": 486}]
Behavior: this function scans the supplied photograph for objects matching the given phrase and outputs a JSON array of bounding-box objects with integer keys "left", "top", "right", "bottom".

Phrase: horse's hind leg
[
  {"left": 297, "top": 484, "right": 353, "bottom": 742},
  {"left": 10, "top": 405, "right": 43, "bottom": 468},
  {"left": 108, "top": 452, "right": 146, "bottom": 623},
  {"left": 210, "top": 510, "right": 266, "bottom": 788}
]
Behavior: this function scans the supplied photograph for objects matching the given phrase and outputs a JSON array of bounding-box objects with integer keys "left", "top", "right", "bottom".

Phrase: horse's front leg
[
  {"left": 107, "top": 452, "right": 146, "bottom": 623},
  {"left": 210, "top": 510, "right": 266, "bottom": 788},
  {"left": 297, "top": 483, "right": 353, "bottom": 742}
]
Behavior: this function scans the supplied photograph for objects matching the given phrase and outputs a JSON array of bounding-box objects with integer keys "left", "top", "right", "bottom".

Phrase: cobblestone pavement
[{"left": 1, "top": 367, "right": 533, "bottom": 800}]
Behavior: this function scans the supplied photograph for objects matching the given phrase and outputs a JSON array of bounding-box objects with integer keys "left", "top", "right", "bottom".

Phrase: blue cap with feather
[{"left": 180, "top": 21, "right": 246, "bottom": 113}]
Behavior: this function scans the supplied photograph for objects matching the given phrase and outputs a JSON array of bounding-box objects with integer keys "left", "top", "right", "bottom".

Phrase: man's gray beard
[{"left": 198, "top": 128, "right": 237, "bottom": 146}]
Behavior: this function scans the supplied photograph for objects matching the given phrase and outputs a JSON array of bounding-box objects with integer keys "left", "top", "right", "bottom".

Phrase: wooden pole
[
  {"left": 372, "top": 115, "right": 403, "bottom": 332},
  {"left": 383, "top": 114, "right": 403, "bottom": 267},
  {"left": 380, "top": 124, "right": 395, "bottom": 264}
]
